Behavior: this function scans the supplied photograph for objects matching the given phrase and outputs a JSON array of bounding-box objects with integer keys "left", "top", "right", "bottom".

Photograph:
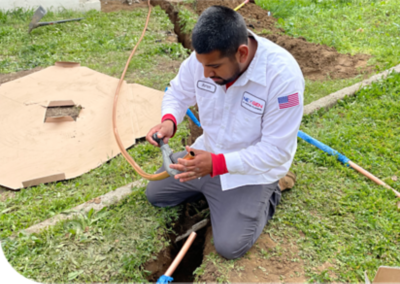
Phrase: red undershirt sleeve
[
  {"left": 210, "top": 153, "right": 229, "bottom": 177},
  {"left": 161, "top": 114, "right": 177, "bottom": 137}
]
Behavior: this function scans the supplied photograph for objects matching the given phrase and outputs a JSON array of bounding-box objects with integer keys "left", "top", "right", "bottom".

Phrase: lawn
[{"left": 1, "top": 1, "right": 400, "bottom": 283}]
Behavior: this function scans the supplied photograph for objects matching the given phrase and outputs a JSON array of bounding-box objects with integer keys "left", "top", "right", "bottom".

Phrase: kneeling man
[{"left": 145, "top": 5, "right": 304, "bottom": 260}]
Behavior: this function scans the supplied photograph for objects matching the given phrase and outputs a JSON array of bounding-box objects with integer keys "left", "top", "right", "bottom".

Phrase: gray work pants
[{"left": 145, "top": 151, "right": 281, "bottom": 260}]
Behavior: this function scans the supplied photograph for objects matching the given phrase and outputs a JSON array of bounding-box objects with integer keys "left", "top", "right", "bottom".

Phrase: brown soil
[
  {"left": 0, "top": 67, "right": 42, "bottom": 85},
  {"left": 100, "top": 0, "right": 149, "bottom": 12},
  {"left": 144, "top": 197, "right": 210, "bottom": 282},
  {"left": 183, "top": 106, "right": 203, "bottom": 146},
  {"left": 45, "top": 106, "right": 83, "bottom": 121},
  {"left": 200, "top": 227, "right": 307, "bottom": 283}
]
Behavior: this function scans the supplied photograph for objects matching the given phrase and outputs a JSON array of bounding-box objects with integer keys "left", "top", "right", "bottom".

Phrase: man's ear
[{"left": 236, "top": 45, "right": 249, "bottom": 63}]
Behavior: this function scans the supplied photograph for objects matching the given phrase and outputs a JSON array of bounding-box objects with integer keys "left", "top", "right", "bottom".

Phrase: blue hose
[
  {"left": 186, "top": 109, "right": 201, "bottom": 127},
  {"left": 297, "top": 130, "right": 350, "bottom": 165}
]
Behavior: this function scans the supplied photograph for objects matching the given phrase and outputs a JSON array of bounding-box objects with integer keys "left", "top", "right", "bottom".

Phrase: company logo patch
[
  {"left": 241, "top": 92, "right": 265, "bottom": 114},
  {"left": 197, "top": 80, "right": 216, "bottom": 93}
]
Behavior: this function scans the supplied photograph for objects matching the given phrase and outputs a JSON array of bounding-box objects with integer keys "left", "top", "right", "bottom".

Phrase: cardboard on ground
[
  {"left": 365, "top": 266, "right": 400, "bottom": 284},
  {"left": 0, "top": 63, "right": 164, "bottom": 190}
]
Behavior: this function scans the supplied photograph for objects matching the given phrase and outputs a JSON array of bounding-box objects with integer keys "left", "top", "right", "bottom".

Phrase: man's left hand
[{"left": 169, "top": 146, "right": 212, "bottom": 182}]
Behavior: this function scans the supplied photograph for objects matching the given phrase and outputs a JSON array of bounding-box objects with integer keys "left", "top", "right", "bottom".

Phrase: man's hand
[
  {"left": 170, "top": 146, "right": 213, "bottom": 182},
  {"left": 146, "top": 120, "right": 175, "bottom": 147}
]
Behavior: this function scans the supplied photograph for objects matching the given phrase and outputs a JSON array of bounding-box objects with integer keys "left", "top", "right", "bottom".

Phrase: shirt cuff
[
  {"left": 161, "top": 114, "right": 177, "bottom": 137},
  {"left": 224, "top": 151, "right": 244, "bottom": 174},
  {"left": 210, "top": 153, "right": 229, "bottom": 177}
]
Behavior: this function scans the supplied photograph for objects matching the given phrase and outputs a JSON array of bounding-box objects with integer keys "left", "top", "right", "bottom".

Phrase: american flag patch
[{"left": 278, "top": 93, "right": 299, "bottom": 109}]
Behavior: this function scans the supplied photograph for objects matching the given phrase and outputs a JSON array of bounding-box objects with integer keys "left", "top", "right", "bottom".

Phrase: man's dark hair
[{"left": 192, "top": 6, "right": 248, "bottom": 58}]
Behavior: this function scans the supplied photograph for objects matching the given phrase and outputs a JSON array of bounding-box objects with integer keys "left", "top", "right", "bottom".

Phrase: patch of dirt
[
  {"left": 0, "top": 67, "right": 42, "bottom": 85},
  {"left": 199, "top": 227, "right": 307, "bottom": 283},
  {"left": 45, "top": 106, "right": 83, "bottom": 121},
  {"left": 0, "top": 187, "right": 16, "bottom": 202},
  {"left": 144, "top": 197, "right": 210, "bottom": 282},
  {"left": 195, "top": 0, "right": 372, "bottom": 81},
  {"left": 100, "top": 0, "right": 149, "bottom": 12},
  {"left": 183, "top": 106, "right": 203, "bottom": 146}
]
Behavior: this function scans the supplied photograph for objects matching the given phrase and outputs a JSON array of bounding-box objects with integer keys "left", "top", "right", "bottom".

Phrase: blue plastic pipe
[
  {"left": 297, "top": 130, "right": 350, "bottom": 165},
  {"left": 157, "top": 275, "right": 174, "bottom": 284}
]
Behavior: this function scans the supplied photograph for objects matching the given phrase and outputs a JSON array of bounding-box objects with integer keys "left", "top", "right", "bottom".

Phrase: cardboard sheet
[
  {"left": 365, "top": 266, "right": 400, "bottom": 284},
  {"left": 0, "top": 64, "right": 164, "bottom": 190}
]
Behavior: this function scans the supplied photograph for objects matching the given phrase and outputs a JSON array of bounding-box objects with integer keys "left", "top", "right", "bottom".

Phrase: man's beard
[{"left": 211, "top": 62, "right": 241, "bottom": 86}]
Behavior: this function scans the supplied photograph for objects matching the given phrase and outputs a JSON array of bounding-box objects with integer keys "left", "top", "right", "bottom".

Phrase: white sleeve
[
  {"left": 161, "top": 52, "right": 198, "bottom": 124},
  {"left": 224, "top": 75, "right": 304, "bottom": 175}
]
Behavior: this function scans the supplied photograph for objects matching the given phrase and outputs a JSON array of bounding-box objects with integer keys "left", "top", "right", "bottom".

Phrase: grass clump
[{"left": 178, "top": 6, "right": 198, "bottom": 34}]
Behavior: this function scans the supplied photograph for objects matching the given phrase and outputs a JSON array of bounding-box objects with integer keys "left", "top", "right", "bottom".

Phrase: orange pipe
[
  {"left": 111, "top": 0, "right": 193, "bottom": 181},
  {"left": 348, "top": 161, "right": 400, "bottom": 198},
  {"left": 165, "top": 232, "right": 197, "bottom": 277}
]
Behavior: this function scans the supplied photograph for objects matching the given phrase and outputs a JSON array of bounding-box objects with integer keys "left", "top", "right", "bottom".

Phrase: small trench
[
  {"left": 150, "top": 0, "right": 193, "bottom": 50},
  {"left": 144, "top": 197, "right": 211, "bottom": 283}
]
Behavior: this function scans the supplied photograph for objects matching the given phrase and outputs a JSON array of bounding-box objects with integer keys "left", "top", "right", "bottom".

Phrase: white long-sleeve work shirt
[{"left": 162, "top": 31, "right": 305, "bottom": 191}]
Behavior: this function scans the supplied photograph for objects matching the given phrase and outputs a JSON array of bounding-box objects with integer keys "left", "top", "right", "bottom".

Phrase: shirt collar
[{"left": 234, "top": 30, "right": 268, "bottom": 88}]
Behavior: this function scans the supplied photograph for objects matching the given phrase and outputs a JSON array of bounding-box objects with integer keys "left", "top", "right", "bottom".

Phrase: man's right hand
[{"left": 146, "top": 120, "right": 175, "bottom": 147}]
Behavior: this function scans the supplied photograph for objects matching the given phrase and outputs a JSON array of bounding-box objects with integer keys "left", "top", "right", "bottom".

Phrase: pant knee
[
  {"left": 145, "top": 182, "right": 161, "bottom": 207},
  {"left": 214, "top": 236, "right": 252, "bottom": 260}
]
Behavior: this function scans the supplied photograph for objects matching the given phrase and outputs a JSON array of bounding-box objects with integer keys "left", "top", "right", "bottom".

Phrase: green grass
[
  {"left": 196, "top": 71, "right": 400, "bottom": 282},
  {"left": 1, "top": 187, "right": 180, "bottom": 282},
  {"left": 0, "top": 7, "right": 188, "bottom": 89},
  {"left": 304, "top": 76, "right": 365, "bottom": 104},
  {"left": 178, "top": 6, "right": 198, "bottom": 34},
  {"left": 256, "top": 0, "right": 400, "bottom": 71}
]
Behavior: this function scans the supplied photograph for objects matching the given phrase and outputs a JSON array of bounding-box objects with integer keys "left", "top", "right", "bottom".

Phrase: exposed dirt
[
  {"left": 200, "top": 227, "right": 307, "bottom": 283},
  {"left": 144, "top": 197, "right": 210, "bottom": 282},
  {"left": 100, "top": 0, "right": 149, "bottom": 12},
  {"left": 183, "top": 106, "right": 203, "bottom": 146},
  {"left": 0, "top": 67, "right": 42, "bottom": 85},
  {"left": 45, "top": 106, "right": 83, "bottom": 121}
]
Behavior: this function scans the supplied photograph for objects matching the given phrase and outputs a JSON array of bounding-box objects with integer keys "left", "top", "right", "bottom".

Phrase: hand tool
[{"left": 28, "top": 6, "right": 83, "bottom": 33}]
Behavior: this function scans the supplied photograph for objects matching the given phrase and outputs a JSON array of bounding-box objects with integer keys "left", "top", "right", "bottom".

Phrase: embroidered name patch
[
  {"left": 197, "top": 80, "right": 216, "bottom": 93},
  {"left": 241, "top": 92, "right": 265, "bottom": 114},
  {"left": 278, "top": 93, "right": 299, "bottom": 109}
]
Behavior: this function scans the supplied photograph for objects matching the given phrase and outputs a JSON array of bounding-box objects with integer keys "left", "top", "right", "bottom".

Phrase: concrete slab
[{"left": 0, "top": 0, "right": 100, "bottom": 12}]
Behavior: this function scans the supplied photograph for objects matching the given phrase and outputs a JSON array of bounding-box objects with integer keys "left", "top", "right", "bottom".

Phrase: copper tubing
[
  {"left": 111, "top": 0, "right": 193, "bottom": 181},
  {"left": 165, "top": 232, "right": 197, "bottom": 277},
  {"left": 349, "top": 161, "right": 400, "bottom": 198}
]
